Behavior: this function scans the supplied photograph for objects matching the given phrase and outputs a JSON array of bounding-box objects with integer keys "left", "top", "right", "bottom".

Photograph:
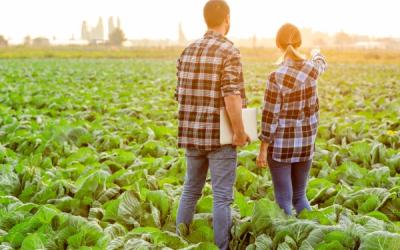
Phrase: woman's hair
[{"left": 276, "top": 23, "right": 305, "bottom": 62}]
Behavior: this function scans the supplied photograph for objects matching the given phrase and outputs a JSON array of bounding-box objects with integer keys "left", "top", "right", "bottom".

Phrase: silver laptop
[{"left": 220, "top": 108, "right": 258, "bottom": 145}]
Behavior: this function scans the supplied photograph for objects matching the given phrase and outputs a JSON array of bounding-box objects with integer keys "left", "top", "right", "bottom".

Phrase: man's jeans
[{"left": 176, "top": 145, "right": 237, "bottom": 250}]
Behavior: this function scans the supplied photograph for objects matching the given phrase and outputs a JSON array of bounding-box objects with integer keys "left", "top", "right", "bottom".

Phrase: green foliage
[
  {"left": 251, "top": 198, "right": 286, "bottom": 235},
  {"left": 0, "top": 59, "right": 399, "bottom": 249},
  {"left": 359, "top": 231, "right": 400, "bottom": 250}
]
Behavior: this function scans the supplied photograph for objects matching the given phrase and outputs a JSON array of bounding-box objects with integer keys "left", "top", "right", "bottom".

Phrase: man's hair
[{"left": 203, "top": 0, "right": 230, "bottom": 28}]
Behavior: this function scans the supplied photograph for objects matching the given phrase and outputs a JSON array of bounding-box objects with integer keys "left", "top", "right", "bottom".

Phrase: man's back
[{"left": 175, "top": 30, "right": 246, "bottom": 151}]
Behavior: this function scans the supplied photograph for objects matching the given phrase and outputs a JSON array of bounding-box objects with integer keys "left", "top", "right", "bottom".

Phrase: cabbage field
[{"left": 0, "top": 57, "right": 399, "bottom": 250}]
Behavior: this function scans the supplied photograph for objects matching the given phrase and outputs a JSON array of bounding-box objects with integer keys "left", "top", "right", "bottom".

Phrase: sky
[{"left": 1, "top": 0, "right": 399, "bottom": 43}]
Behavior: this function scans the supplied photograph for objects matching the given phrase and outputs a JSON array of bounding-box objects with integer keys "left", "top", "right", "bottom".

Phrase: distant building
[
  {"left": 94, "top": 17, "right": 104, "bottom": 40},
  {"left": 128, "top": 39, "right": 174, "bottom": 48},
  {"left": 0, "top": 35, "right": 8, "bottom": 47},
  {"left": 81, "top": 21, "right": 90, "bottom": 40},
  {"left": 51, "top": 38, "right": 88, "bottom": 46},
  {"left": 32, "top": 37, "right": 50, "bottom": 47},
  {"left": 178, "top": 22, "right": 187, "bottom": 46},
  {"left": 82, "top": 16, "right": 122, "bottom": 43},
  {"left": 81, "top": 17, "right": 105, "bottom": 42},
  {"left": 252, "top": 35, "right": 257, "bottom": 48},
  {"left": 353, "top": 41, "right": 385, "bottom": 49},
  {"left": 108, "top": 17, "right": 115, "bottom": 36},
  {"left": 117, "top": 17, "right": 121, "bottom": 29},
  {"left": 24, "top": 36, "right": 32, "bottom": 46},
  {"left": 108, "top": 16, "right": 122, "bottom": 37}
]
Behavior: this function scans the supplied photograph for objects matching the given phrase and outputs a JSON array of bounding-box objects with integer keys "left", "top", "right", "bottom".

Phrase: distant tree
[
  {"left": 0, "top": 35, "right": 8, "bottom": 47},
  {"left": 32, "top": 37, "right": 50, "bottom": 47},
  {"left": 108, "top": 28, "right": 126, "bottom": 46},
  {"left": 24, "top": 35, "right": 32, "bottom": 46},
  {"left": 378, "top": 37, "right": 397, "bottom": 50},
  {"left": 335, "top": 32, "right": 353, "bottom": 47},
  {"left": 313, "top": 38, "right": 327, "bottom": 47}
]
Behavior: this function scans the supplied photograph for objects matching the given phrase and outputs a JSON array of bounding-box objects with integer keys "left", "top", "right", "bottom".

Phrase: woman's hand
[
  {"left": 310, "top": 48, "right": 321, "bottom": 58},
  {"left": 256, "top": 150, "right": 267, "bottom": 168},
  {"left": 256, "top": 141, "right": 269, "bottom": 168}
]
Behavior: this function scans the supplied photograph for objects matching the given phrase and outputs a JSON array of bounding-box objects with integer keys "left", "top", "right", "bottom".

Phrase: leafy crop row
[{"left": 0, "top": 59, "right": 399, "bottom": 249}]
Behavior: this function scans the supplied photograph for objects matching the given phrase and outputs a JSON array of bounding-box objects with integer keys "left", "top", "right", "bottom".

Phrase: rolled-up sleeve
[
  {"left": 259, "top": 73, "right": 281, "bottom": 143},
  {"left": 221, "top": 48, "right": 244, "bottom": 97}
]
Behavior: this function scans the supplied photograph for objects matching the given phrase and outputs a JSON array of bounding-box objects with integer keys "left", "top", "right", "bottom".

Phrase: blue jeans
[
  {"left": 267, "top": 155, "right": 312, "bottom": 215},
  {"left": 176, "top": 145, "right": 237, "bottom": 250}
]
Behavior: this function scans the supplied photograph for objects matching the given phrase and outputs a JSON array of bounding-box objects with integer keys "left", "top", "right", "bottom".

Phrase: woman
[{"left": 256, "top": 23, "right": 327, "bottom": 215}]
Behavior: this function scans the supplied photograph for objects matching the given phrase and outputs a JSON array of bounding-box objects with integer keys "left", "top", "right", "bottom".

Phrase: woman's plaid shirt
[
  {"left": 260, "top": 53, "right": 327, "bottom": 163},
  {"left": 175, "top": 31, "right": 246, "bottom": 151}
]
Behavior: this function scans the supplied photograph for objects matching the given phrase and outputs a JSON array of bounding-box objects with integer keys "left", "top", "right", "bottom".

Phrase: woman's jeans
[
  {"left": 176, "top": 145, "right": 237, "bottom": 250},
  {"left": 267, "top": 155, "right": 312, "bottom": 215}
]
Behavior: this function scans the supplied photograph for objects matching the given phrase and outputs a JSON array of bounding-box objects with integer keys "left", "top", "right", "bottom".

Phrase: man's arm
[
  {"left": 174, "top": 57, "right": 181, "bottom": 102},
  {"left": 224, "top": 95, "right": 249, "bottom": 146},
  {"left": 221, "top": 48, "right": 249, "bottom": 146}
]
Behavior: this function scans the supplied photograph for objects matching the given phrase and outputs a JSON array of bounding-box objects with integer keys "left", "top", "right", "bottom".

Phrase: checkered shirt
[
  {"left": 260, "top": 53, "right": 327, "bottom": 163},
  {"left": 175, "top": 30, "right": 246, "bottom": 151}
]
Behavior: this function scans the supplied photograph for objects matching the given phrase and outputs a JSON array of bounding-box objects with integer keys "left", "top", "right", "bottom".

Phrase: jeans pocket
[
  {"left": 208, "top": 145, "right": 237, "bottom": 159},
  {"left": 185, "top": 148, "right": 206, "bottom": 157}
]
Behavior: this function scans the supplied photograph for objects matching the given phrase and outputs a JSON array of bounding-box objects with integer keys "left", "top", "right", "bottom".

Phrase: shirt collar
[
  {"left": 204, "top": 30, "right": 224, "bottom": 38},
  {"left": 281, "top": 58, "right": 305, "bottom": 67},
  {"left": 204, "top": 30, "right": 233, "bottom": 44}
]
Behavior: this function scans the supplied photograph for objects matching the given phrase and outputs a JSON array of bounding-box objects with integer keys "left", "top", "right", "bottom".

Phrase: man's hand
[{"left": 233, "top": 132, "right": 250, "bottom": 147}]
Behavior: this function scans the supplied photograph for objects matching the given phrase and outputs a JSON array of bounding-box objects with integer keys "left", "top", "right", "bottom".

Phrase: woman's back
[
  {"left": 257, "top": 23, "right": 328, "bottom": 216},
  {"left": 273, "top": 58, "right": 321, "bottom": 122},
  {"left": 260, "top": 53, "right": 327, "bottom": 163}
]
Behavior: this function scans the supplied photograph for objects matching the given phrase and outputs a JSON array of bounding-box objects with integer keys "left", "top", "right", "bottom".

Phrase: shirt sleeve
[
  {"left": 175, "top": 57, "right": 181, "bottom": 102},
  {"left": 259, "top": 73, "right": 281, "bottom": 144},
  {"left": 221, "top": 48, "right": 244, "bottom": 97},
  {"left": 311, "top": 52, "right": 328, "bottom": 76}
]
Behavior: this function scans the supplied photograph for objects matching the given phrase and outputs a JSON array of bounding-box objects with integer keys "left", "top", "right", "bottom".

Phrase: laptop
[{"left": 220, "top": 108, "right": 258, "bottom": 145}]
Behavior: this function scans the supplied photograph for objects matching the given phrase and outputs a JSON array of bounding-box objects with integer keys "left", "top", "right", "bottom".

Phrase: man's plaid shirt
[
  {"left": 175, "top": 30, "right": 246, "bottom": 151},
  {"left": 260, "top": 53, "right": 327, "bottom": 163}
]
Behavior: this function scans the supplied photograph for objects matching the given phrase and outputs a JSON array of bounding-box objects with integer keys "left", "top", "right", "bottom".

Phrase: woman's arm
[
  {"left": 259, "top": 72, "right": 281, "bottom": 144},
  {"left": 257, "top": 73, "right": 281, "bottom": 168},
  {"left": 310, "top": 49, "right": 328, "bottom": 76}
]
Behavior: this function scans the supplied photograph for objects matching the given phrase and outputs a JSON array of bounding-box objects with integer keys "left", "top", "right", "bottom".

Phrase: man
[{"left": 175, "top": 0, "right": 249, "bottom": 249}]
